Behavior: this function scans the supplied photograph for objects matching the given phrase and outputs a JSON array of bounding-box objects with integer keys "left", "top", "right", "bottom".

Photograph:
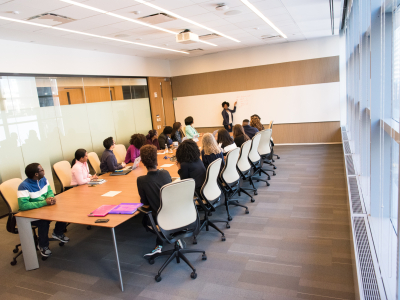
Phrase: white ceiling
[{"left": 0, "top": 0, "right": 342, "bottom": 60}]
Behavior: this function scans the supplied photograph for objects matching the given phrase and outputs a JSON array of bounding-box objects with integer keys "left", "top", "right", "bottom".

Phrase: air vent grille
[
  {"left": 343, "top": 131, "right": 348, "bottom": 140},
  {"left": 353, "top": 217, "right": 381, "bottom": 300},
  {"left": 346, "top": 155, "right": 355, "bottom": 175},
  {"left": 138, "top": 13, "right": 177, "bottom": 24},
  {"left": 344, "top": 141, "right": 351, "bottom": 154},
  {"left": 349, "top": 177, "right": 363, "bottom": 214},
  {"left": 199, "top": 33, "right": 221, "bottom": 40}
]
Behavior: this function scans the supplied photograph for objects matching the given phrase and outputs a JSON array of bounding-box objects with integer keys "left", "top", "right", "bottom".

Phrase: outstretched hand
[{"left": 234, "top": 101, "right": 237, "bottom": 106}]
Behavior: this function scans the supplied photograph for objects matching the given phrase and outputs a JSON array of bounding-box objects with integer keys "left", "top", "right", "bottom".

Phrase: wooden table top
[{"left": 15, "top": 149, "right": 182, "bottom": 228}]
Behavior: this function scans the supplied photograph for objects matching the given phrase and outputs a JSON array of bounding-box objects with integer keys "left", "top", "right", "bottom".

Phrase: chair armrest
[{"left": 138, "top": 206, "right": 152, "bottom": 214}]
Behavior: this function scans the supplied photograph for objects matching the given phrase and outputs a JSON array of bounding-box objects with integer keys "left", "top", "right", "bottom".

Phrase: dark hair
[
  {"left": 222, "top": 101, "right": 229, "bottom": 108},
  {"left": 130, "top": 134, "right": 146, "bottom": 149},
  {"left": 103, "top": 137, "right": 114, "bottom": 149},
  {"left": 140, "top": 145, "right": 158, "bottom": 169},
  {"left": 251, "top": 114, "right": 261, "bottom": 120},
  {"left": 147, "top": 130, "right": 157, "bottom": 139},
  {"left": 176, "top": 140, "right": 200, "bottom": 163},
  {"left": 233, "top": 124, "right": 250, "bottom": 141},
  {"left": 163, "top": 126, "right": 173, "bottom": 135},
  {"left": 217, "top": 129, "right": 234, "bottom": 148},
  {"left": 184, "top": 116, "right": 194, "bottom": 126},
  {"left": 243, "top": 119, "right": 250, "bottom": 123},
  {"left": 171, "top": 122, "right": 182, "bottom": 139},
  {"left": 25, "top": 163, "right": 40, "bottom": 179},
  {"left": 72, "top": 148, "right": 87, "bottom": 166}
]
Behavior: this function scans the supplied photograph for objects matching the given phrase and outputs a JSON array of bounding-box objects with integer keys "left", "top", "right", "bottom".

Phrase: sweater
[
  {"left": 185, "top": 125, "right": 199, "bottom": 139},
  {"left": 100, "top": 149, "right": 123, "bottom": 173},
  {"left": 125, "top": 145, "right": 140, "bottom": 164},
  {"left": 17, "top": 177, "right": 53, "bottom": 211}
]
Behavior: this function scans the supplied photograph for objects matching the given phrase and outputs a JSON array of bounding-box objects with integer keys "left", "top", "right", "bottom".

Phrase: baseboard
[{"left": 275, "top": 142, "right": 343, "bottom": 146}]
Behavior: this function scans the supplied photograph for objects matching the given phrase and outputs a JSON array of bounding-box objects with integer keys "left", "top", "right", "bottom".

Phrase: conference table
[{"left": 14, "top": 148, "right": 183, "bottom": 292}]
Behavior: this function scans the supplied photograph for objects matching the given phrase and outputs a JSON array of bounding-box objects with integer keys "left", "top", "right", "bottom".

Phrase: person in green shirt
[{"left": 184, "top": 116, "right": 199, "bottom": 139}]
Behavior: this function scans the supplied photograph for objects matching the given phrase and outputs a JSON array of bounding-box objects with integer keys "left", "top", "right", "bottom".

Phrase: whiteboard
[{"left": 174, "top": 82, "right": 340, "bottom": 127}]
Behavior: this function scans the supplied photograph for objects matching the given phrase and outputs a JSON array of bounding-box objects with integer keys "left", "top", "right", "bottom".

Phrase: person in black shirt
[
  {"left": 176, "top": 140, "right": 206, "bottom": 197},
  {"left": 232, "top": 124, "right": 250, "bottom": 147},
  {"left": 137, "top": 145, "right": 172, "bottom": 257},
  {"left": 242, "top": 119, "right": 259, "bottom": 139}
]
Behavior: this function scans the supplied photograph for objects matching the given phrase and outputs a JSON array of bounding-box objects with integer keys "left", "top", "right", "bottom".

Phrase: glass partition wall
[{"left": 0, "top": 75, "right": 152, "bottom": 194}]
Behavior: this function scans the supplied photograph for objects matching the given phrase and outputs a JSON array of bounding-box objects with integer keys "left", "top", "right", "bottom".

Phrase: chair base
[
  {"left": 197, "top": 217, "right": 228, "bottom": 242},
  {"left": 225, "top": 198, "right": 249, "bottom": 221},
  {"left": 146, "top": 241, "right": 206, "bottom": 282}
]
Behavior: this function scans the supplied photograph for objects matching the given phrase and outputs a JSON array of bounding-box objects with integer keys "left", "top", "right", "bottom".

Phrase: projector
[{"left": 176, "top": 31, "right": 199, "bottom": 44}]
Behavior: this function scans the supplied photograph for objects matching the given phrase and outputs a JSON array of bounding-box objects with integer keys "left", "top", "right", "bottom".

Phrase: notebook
[
  {"left": 87, "top": 179, "right": 106, "bottom": 185},
  {"left": 88, "top": 205, "right": 116, "bottom": 217},
  {"left": 109, "top": 203, "right": 143, "bottom": 215}
]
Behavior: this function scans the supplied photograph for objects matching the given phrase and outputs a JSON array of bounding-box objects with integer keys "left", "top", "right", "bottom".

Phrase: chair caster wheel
[
  {"left": 274, "top": 166, "right": 277, "bottom": 169},
  {"left": 266, "top": 182, "right": 270, "bottom": 186},
  {"left": 208, "top": 212, "right": 212, "bottom": 216},
  {"left": 245, "top": 209, "right": 249, "bottom": 214},
  {"left": 277, "top": 156, "right": 280, "bottom": 159},
  {"left": 149, "top": 259, "right": 155, "bottom": 265},
  {"left": 251, "top": 198, "right": 255, "bottom": 202},
  {"left": 41, "top": 256, "right": 48, "bottom": 261},
  {"left": 257, "top": 180, "right": 259, "bottom": 182},
  {"left": 10, "top": 260, "right": 17, "bottom": 266},
  {"left": 191, "top": 272, "right": 197, "bottom": 279},
  {"left": 273, "top": 172, "right": 276, "bottom": 175},
  {"left": 155, "top": 275, "right": 162, "bottom": 282},
  {"left": 202, "top": 254, "right": 207, "bottom": 260},
  {"left": 13, "top": 249, "right": 18, "bottom": 253},
  {"left": 87, "top": 226, "right": 92, "bottom": 230},
  {"left": 221, "top": 236, "right": 226, "bottom": 241},
  {"left": 254, "top": 191, "right": 258, "bottom": 195},
  {"left": 193, "top": 239, "right": 197, "bottom": 245},
  {"left": 226, "top": 223, "right": 230, "bottom": 229},
  {"left": 228, "top": 216, "right": 232, "bottom": 221},
  {"left": 59, "top": 242, "right": 64, "bottom": 247}
]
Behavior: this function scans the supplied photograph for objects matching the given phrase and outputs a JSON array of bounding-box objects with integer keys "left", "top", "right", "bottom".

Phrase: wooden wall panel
[
  {"left": 147, "top": 77, "right": 165, "bottom": 135},
  {"left": 195, "top": 121, "right": 341, "bottom": 144},
  {"left": 171, "top": 56, "right": 339, "bottom": 98},
  {"left": 162, "top": 80, "right": 175, "bottom": 127}
]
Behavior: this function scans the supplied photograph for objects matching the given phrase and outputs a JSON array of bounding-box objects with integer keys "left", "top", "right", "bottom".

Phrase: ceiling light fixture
[
  {"left": 60, "top": 0, "right": 217, "bottom": 47},
  {"left": 133, "top": 0, "right": 240, "bottom": 43},
  {"left": 0, "top": 16, "right": 189, "bottom": 54},
  {"left": 240, "top": 0, "right": 287, "bottom": 39}
]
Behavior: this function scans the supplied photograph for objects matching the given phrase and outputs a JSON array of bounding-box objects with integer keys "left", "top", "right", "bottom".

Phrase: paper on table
[
  {"left": 160, "top": 164, "right": 174, "bottom": 167},
  {"left": 102, "top": 191, "right": 122, "bottom": 197}
]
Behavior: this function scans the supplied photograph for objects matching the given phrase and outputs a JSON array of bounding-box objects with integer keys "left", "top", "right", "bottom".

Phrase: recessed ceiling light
[
  {"left": 6, "top": 11, "right": 19, "bottom": 14},
  {"left": 216, "top": 4, "right": 229, "bottom": 11},
  {"left": 240, "top": 0, "right": 287, "bottom": 38},
  {"left": 131, "top": 11, "right": 141, "bottom": 15},
  {"left": 133, "top": 0, "right": 240, "bottom": 43},
  {"left": 0, "top": 16, "right": 189, "bottom": 54},
  {"left": 60, "top": 0, "right": 218, "bottom": 47},
  {"left": 224, "top": 10, "right": 241, "bottom": 16},
  {"left": 254, "top": 27, "right": 259, "bottom": 30}
]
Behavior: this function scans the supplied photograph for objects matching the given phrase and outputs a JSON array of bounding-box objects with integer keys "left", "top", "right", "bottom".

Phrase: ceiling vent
[
  {"left": 138, "top": 13, "right": 177, "bottom": 24},
  {"left": 261, "top": 34, "right": 283, "bottom": 41},
  {"left": 199, "top": 33, "right": 221, "bottom": 40},
  {"left": 176, "top": 30, "right": 199, "bottom": 44},
  {"left": 28, "top": 13, "right": 75, "bottom": 26},
  {"left": 185, "top": 48, "right": 204, "bottom": 53}
]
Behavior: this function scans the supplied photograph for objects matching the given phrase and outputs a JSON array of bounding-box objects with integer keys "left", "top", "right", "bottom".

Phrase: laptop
[
  {"left": 110, "top": 169, "right": 132, "bottom": 176},
  {"left": 132, "top": 156, "right": 141, "bottom": 170}
]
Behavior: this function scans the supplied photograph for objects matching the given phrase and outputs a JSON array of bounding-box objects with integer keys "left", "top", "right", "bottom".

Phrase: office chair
[
  {"left": 257, "top": 129, "right": 277, "bottom": 173},
  {"left": 219, "top": 147, "right": 250, "bottom": 221},
  {"left": 87, "top": 152, "right": 104, "bottom": 176},
  {"left": 139, "top": 179, "right": 206, "bottom": 282},
  {"left": 269, "top": 121, "right": 280, "bottom": 160},
  {"left": 249, "top": 133, "right": 270, "bottom": 186},
  {"left": 237, "top": 140, "right": 257, "bottom": 200},
  {"left": 113, "top": 144, "right": 127, "bottom": 164},
  {"left": 194, "top": 158, "right": 229, "bottom": 243}
]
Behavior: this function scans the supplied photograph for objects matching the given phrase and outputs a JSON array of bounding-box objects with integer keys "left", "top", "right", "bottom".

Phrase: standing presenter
[{"left": 221, "top": 101, "right": 237, "bottom": 133}]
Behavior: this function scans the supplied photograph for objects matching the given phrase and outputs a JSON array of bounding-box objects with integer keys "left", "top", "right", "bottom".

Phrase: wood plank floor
[{"left": 0, "top": 144, "right": 355, "bottom": 300}]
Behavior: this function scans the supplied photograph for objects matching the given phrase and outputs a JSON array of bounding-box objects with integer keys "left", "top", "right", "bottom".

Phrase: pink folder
[{"left": 88, "top": 205, "right": 116, "bottom": 217}]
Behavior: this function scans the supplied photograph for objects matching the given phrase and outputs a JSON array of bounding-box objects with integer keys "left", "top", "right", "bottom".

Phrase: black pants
[
  {"left": 142, "top": 215, "right": 164, "bottom": 247},
  {"left": 31, "top": 220, "right": 66, "bottom": 248},
  {"left": 224, "top": 124, "right": 233, "bottom": 132}
]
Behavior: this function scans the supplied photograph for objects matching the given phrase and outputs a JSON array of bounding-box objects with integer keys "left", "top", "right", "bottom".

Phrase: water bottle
[{"left": 165, "top": 143, "right": 168, "bottom": 154}]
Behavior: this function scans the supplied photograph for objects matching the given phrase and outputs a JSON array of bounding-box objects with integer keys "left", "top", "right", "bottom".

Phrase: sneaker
[
  {"left": 51, "top": 233, "right": 70, "bottom": 243},
  {"left": 143, "top": 245, "right": 162, "bottom": 258},
  {"left": 37, "top": 245, "right": 52, "bottom": 257}
]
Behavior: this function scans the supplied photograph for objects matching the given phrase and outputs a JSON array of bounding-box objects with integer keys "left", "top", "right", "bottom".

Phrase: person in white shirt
[{"left": 71, "top": 149, "right": 97, "bottom": 185}]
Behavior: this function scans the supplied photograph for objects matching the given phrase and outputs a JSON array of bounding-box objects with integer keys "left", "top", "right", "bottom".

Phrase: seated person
[
  {"left": 250, "top": 114, "right": 265, "bottom": 131},
  {"left": 176, "top": 140, "right": 206, "bottom": 196},
  {"left": 137, "top": 145, "right": 172, "bottom": 257},
  {"left": 217, "top": 128, "right": 237, "bottom": 156},
  {"left": 71, "top": 148, "right": 98, "bottom": 185},
  {"left": 100, "top": 137, "right": 126, "bottom": 173},
  {"left": 232, "top": 124, "right": 250, "bottom": 147},
  {"left": 18, "top": 163, "right": 69, "bottom": 257},
  {"left": 125, "top": 133, "right": 146, "bottom": 164},
  {"left": 201, "top": 133, "right": 225, "bottom": 171},
  {"left": 242, "top": 119, "right": 259, "bottom": 139},
  {"left": 158, "top": 126, "right": 173, "bottom": 150},
  {"left": 146, "top": 130, "right": 160, "bottom": 150},
  {"left": 171, "top": 122, "right": 185, "bottom": 144},
  {"left": 184, "top": 116, "right": 199, "bottom": 139}
]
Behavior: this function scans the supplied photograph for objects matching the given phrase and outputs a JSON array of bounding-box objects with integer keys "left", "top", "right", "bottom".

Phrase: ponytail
[{"left": 72, "top": 148, "right": 87, "bottom": 166}]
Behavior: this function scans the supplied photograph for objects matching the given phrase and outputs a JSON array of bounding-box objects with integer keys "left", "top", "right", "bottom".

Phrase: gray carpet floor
[{"left": 0, "top": 145, "right": 355, "bottom": 300}]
